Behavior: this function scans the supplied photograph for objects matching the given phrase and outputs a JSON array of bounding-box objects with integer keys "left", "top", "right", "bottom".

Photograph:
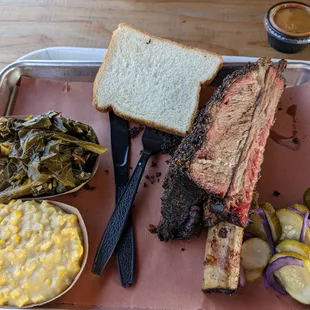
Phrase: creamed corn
[{"left": 0, "top": 200, "right": 84, "bottom": 307}]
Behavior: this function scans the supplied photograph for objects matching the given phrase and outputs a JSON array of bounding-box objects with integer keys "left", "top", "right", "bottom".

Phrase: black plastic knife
[{"left": 107, "top": 111, "right": 135, "bottom": 287}]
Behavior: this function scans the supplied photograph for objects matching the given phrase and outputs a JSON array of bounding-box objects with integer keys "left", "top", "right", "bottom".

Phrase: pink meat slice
[{"left": 225, "top": 66, "right": 285, "bottom": 225}]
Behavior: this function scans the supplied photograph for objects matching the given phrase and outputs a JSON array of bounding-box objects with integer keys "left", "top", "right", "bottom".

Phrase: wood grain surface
[{"left": 0, "top": 0, "right": 309, "bottom": 68}]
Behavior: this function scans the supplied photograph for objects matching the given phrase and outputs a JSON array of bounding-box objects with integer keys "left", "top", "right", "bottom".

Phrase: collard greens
[{"left": 0, "top": 111, "right": 107, "bottom": 202}]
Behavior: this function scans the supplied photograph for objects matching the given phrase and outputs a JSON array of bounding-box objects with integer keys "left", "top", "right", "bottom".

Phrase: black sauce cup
[{"left": 264, "top": 1, "right": 310, "bottom": 54}]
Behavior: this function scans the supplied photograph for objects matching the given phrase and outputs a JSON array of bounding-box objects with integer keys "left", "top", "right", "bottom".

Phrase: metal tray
[
  {"left": 1, "top": 58, "right": 310, "bottom": 117},
  {"left": 0, "top": 56, "right": 310, "bottom": 310}
]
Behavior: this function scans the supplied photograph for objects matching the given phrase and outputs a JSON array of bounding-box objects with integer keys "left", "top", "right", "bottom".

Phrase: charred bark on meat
[{"left": 150, "top": 168, "right": 205, "bottom": 240}]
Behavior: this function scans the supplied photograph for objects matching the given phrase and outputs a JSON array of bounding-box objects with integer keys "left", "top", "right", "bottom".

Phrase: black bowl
[
  {"left": 264, "top": 1, "right": 310, "bottom": 54},
  {"left": 267, "top": 31, "right": 309, "bottom": 54}
]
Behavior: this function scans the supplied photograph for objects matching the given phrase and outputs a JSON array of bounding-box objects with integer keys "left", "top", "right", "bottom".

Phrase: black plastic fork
[{"left": 92, "top": 127, "right": 165, "bottom": 276}]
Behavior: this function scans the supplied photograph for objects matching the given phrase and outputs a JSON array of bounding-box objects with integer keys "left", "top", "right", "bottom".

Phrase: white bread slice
[{"left": 93, "top": 23, "right": 223, "bottom": 136}]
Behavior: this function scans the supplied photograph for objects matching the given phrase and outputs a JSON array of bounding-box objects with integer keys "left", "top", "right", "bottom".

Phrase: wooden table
[{"left": 0, "top": 0, "right": 309, "bottom": 68}]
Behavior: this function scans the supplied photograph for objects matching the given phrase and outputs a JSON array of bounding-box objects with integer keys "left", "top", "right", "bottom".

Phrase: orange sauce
[{"left": 274, "top": 7, "right": 310, "bottom": 34}]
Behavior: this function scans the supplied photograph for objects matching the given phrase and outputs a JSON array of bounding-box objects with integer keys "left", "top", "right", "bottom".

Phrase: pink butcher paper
[{"left": 13, "top": 76, "right": 310, "bottom": 310}]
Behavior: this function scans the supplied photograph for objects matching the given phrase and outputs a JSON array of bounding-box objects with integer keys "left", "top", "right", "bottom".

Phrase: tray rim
[
  {"left": 13, "top": 46, "right": 310, "bottom": 64},
  {"left": 1, "top": 57, "right": 310, "bottom": 88},
  {"left": 2, "top": 57, "right": 310, "bottom": 74},
  {"left": 2, "top": 53, "right": 310, "bottom": 74}
]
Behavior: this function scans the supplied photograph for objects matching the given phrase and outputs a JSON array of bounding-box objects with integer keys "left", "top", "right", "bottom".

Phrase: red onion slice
[
  {"left": 288, "top": 207, "right": 310, "bottom": 230},
  {"left": 287, "top": 206, "right": 304, "bottom": 217},
  {"left": 255, "top": 208, "right": 275, "bottom": 254},
  {"left": 264, "top": 274, "right": 270, "bottom": 288},
  {"left": 239, "top": 265, "right": 246, "bottom": 287},
  {"left": 265, "top": 256, "right": 303, "bottom": 295},
  {"left": 300, "top": 211, "right": 309, "bottom": 243}
]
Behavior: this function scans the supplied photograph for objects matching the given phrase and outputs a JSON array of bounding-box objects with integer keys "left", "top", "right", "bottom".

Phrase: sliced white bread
[{"left": 93, "top": 23, "right": 223, "bottom": 136}]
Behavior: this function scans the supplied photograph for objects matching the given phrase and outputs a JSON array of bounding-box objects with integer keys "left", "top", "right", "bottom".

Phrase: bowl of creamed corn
[{"left": 0, "top": 199, "right": 88, "bottom": 308}]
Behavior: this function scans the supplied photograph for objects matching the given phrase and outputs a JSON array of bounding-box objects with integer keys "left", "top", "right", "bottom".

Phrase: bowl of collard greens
[{"left": 0, "top": 111, "right": 107, "bottom": 202}]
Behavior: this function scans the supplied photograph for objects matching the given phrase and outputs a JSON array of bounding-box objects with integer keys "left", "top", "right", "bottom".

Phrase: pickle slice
[
  {"left": 276, "top": 240, "right": 310, "bottom": 259},
  {"left": 275, "top": 265, "right": 310, "bottom": 305},
  {"left": 245, "top": 212, "right": 267, "bottom": 241},
  {"left": 261, "top": 203, "right": 281, "bottom": 243},
  {"left": 276, "top": 209, "right": 307, "bottom": 242},
  {"left": 291, "top": 204, "right": 309, "bottom": 214},
  {"left": 245, "top": 268, "right": 263, "bottom": 283},
  {"left": 303, "top": 188, "right": 310, "bottom": 209},
  {"left": 241, "top": 238, "right": 271, "bottom": 270}
]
